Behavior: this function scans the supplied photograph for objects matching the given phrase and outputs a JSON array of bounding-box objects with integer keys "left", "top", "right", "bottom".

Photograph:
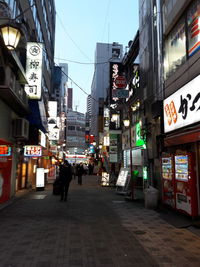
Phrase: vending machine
[
  {"left": 174, "top": 153, "right": 198, "bottom": 217},
  {"left": 161, "top": 156, "right": 175, "bottom": 209}
]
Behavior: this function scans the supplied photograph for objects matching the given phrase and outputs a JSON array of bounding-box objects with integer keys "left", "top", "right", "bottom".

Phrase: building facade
[
  {"left": 0, "top": 0, "right": 56, "bottom": 203},
  {"left": 90, "top": 42, "right": 123, "bottom": 140}
]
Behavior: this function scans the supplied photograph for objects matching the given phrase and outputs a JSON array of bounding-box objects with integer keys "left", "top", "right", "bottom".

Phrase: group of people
[{"left": 57, "top": 160, "right": 87, "bottom": 201}]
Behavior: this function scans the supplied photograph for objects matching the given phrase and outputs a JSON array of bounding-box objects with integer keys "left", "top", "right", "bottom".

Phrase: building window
[
  {"left": 187, "top": 0, "right": 200, "bottom": 57},
  {"left": 68, "top": 125, "right": 75, "bottom": 131},
  {"left": 164, "top": 17, "right": 186, "bottom": 79}
]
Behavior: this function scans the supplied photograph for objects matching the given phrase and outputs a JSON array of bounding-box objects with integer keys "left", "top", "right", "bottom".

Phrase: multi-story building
[
  {"left": 159, "top": 0, "right": 200, "bottom": 217},
  {"left": 90, "top": 42, "right": 123, "bottom": 140},
  {"left": 136, "top": 0, "right": 200, "bottom": 217},
  {"left": 0, "top": 0, "right": 55, "bottom": 203},
  {"left": 66, "top": 110, "right": 86, "bottom": 155}
]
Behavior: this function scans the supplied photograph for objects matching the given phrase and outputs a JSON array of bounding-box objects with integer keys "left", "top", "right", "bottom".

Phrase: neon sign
[{"left": 0, "top": 145, "right": 11, "bottom": 156}]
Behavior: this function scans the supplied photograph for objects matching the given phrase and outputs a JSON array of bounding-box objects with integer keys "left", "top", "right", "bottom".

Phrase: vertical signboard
[
  {"left": 109, "top": 133, "right": 118, "bottom": 162},
  {"left": 25, "top": 42, "right": 43, "bottom": 99},
  {"left": 110, "top": 62, "right": 127, "bottom": 100}
]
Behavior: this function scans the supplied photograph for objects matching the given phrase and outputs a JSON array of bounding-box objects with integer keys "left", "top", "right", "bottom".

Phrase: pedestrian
[
  {"left": 71, "top": 163, "right": 76, "bottom": 179},
  {"left": 76, "top": 163, "right": 84, "bottom": 185},
  {"left": 59, "top": 160, "right": 72, "bottom": 201}
]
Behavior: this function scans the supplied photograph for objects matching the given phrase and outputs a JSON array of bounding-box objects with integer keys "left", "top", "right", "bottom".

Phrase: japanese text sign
[
  {"left": 24, "top": 145, "right": 42, "bottom": 157},
  {"left": 0, "top": 146, "right": 11, "bottom": 156},
  {"left": 163, "top": 74, "right": 200, "bottom": 133},
  {"left": 25, "top": 42, "right": 43, "bottom": 99}
]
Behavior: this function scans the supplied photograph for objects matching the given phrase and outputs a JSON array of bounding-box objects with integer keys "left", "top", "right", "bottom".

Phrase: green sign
[
  {"left": 135, "top": 122, "right": 146, "bottom": 147},
  {"left": 143, "top": 166, "right": 148, "bottom": 180}
]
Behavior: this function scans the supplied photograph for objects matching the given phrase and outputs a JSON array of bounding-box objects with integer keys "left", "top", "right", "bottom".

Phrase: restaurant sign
[
  {"left": 24, "top": 145, "right": 42, "bottom": 157},
  {"left": 164, "top": 74, "right": 200, "bottom": 133}
]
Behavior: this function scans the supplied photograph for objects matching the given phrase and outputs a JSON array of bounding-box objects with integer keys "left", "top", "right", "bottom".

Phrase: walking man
[
  {"left": 76, "top": 163, "right": 84, "bottom": 185},
  {"left": 59, "top": 160, "right": 72, "bottom": 201}
]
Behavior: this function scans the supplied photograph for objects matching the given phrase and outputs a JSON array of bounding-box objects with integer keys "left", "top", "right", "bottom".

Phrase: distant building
[
  {"left": 67, "top": 88, "right": 73, "bottom": 110},
  {"left": 90, "top": 42, "right": 123, "bottom": 139},
  {"left": 66, "top": 110, "right": 86, "bottom": 154}
]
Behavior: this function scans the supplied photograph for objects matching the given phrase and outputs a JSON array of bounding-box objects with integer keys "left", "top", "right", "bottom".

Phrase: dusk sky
[{"left": 54, "top": 0, "right": 139, "bottom": 113}]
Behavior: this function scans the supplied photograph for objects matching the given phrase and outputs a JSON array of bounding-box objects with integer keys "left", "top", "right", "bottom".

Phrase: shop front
[
  {"left": 0, "top": 142, "right": 12, "bottom": 204},
  {"left": 162, "top": 75, "right": 200, "bottom": 216}
]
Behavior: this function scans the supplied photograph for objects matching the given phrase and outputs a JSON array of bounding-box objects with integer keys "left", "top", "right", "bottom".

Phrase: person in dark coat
[
  {"left": 76, "top": 163, "right": 84, "bottom": 185},
  {"left": 59, "top": 160, "right": 72, "bottom": 201}
]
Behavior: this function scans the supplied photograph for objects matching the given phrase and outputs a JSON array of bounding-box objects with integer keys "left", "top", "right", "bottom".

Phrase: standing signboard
[{"left": 116, "top": 168, "right": 131, "bottom": 195}]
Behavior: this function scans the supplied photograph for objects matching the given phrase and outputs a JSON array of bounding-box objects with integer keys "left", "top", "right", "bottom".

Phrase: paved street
[{"left": 1, "top": 175, "right": 200, "bottom": 267}]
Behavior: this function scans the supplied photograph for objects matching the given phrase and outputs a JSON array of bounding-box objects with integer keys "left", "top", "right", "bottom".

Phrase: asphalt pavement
[{"left": 0, "top": 175, "right": 200, "bottom": 267}]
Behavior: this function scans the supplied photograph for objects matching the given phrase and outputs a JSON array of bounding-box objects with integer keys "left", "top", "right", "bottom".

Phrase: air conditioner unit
[{"left": 12, "top": 118, "right": 29, "bottom": 140}]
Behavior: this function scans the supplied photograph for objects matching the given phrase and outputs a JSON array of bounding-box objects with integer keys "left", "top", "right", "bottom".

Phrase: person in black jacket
[
  {"left": 76, "top": 163, "right": 84, "bottom": 185},
  {"left": 59, "top": 160, "right": 72, "bottom": 201}
]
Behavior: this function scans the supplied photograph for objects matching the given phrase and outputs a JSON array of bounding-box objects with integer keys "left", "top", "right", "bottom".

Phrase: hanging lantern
[{"left": 1, "top": 24, "right": 21, "bottom": 50}]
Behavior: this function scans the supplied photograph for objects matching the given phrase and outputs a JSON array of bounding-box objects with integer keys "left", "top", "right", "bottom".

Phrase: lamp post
[{"left": 123, "top": 108, "right": 134, "bottom": 200}]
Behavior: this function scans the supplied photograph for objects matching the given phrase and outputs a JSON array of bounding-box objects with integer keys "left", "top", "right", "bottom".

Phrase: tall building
[
  {"left": 67, "top": 87, "right": 73, "bottom": 110},
  {"left": 0, "top": 0, "right": 56, "bottom": 203},
  {"left": 90, "top": 42, "right": 123, "bottom": 139},
  {"left": 65, "top": 110, "right": 86, "bottom": 154}
]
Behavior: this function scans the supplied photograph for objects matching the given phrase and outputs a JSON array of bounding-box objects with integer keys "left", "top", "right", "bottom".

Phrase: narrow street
[{"left": 1, "top": 175, "right": 200, "bottom": 267}]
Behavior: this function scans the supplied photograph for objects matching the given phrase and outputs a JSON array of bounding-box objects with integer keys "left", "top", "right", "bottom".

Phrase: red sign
[
  {"left": 24, "top": 145, "right": 42, "bottom": 157},
  {"left": 0, "top": 145, "right": 11, "bottom": 156},
  {"left": 114, "top": 76, "right": 126, "bottom": 88}
]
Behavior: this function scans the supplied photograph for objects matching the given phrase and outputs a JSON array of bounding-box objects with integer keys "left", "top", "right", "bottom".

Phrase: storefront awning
[
  {"left": 164, "top": 126, "right": 200, "bottom": 146},
  {"left": 27, "top": 100, "right": 48, "bottom": 133}
]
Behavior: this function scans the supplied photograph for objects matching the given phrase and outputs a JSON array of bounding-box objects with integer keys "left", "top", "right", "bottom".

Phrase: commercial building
[
  {"left": 0, "top": 0, "right": 56, "bottom": 203},
  {"left": 90, "top": 42, "right": 123, "bottom": 140}
]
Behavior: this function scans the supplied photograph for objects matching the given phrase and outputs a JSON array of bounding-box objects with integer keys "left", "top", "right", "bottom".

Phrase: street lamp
[
  {"left": 0, "top": 23, "right": 22, "bottom": 50},
  {"left": 0, "top": 1, "right": 35, "bottom": 50}
]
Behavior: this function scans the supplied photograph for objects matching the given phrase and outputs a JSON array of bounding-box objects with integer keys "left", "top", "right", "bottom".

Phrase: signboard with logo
[
  {"left": 25, "top": 42, "right": 43, "bottom": 99},
  {"left": 24, "top": 146, "right": 42, "bottom": 157},
  {"left": 163, "top": 74, "right": 200, "bottom": 133}
]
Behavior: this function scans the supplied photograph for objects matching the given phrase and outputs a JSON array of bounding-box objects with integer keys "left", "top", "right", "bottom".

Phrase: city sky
[{"left": 54, "top": 0, "right": 139, "bottom": 113}]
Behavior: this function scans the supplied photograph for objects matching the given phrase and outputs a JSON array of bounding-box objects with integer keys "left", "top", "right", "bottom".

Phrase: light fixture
[
  {"left": 0, "top": 23, "right": 22, "bottom": 50},
  {"left": 111, "top": 113, "right": 118, "bottom": 122},
  {"left": 123, "top": 118, "right": 130, "bottom": 127}
]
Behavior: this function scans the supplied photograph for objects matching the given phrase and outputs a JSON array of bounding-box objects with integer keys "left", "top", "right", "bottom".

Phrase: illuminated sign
[
  {"left": 0, "top": 145, "right": 11, "bottom": 156},
  {"left": 110, "top": 62, "right": 127, "bottom": 99},
  {"left": 36, "top": 168, "right": 45, "bottom": 188},
  {"left": 135, "top": 123, "right": 146, "bottom": 147},
  {"left": 163, "top": 74, "right": 200, "bottom": 133},
  {"left": 25, "top": 42, "right": 43, "bottom": 99},
  {"left": 143, "top": 166, "right": 148, "bottom": 180},
  {"left": 24, "top": 146, "right": 42, "bottom": 157}
]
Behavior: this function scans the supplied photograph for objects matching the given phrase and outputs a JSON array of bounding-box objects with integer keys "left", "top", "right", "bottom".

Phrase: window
[
  {"left": 187, "top": 0, "right": 200, "bottom": 57},
  {"left": 68, "top": 126, "right": 75, "bottom": 131},
  {"left": 164, "top": 17, "right": 186, "bottom": 79}
]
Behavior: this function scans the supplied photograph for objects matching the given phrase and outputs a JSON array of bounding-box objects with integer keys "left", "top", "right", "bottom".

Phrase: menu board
[
  {"left": 175, "top": 155, "right": 188, "bottom": 181},
  {"left": 162, "top": 157, "right": 173, "bottom": 180},
  {"left": 116, "top": 168, "right": 129, "bottom": 187}
]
